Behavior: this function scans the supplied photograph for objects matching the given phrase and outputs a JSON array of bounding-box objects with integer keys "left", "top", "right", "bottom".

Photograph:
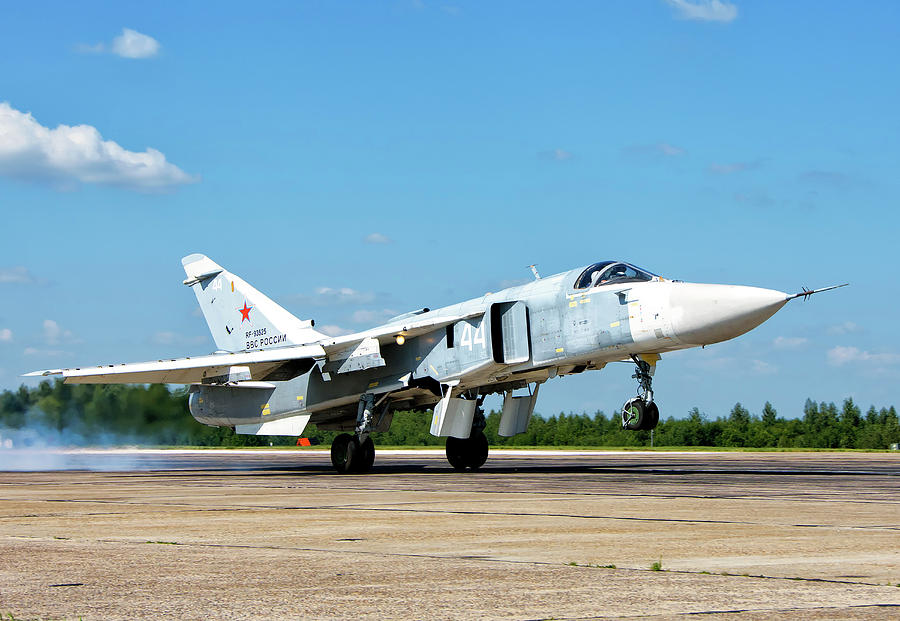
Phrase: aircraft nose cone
[{"left": 670, "top": 283, "right": 789, "bottom": 346}]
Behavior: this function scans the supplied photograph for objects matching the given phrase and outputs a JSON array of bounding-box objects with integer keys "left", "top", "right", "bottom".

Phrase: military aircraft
[{"left": 26, "top": 255, "right": 845, "bottom": 473}]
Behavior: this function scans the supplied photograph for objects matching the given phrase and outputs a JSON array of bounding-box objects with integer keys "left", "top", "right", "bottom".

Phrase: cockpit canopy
[{"left": 574, "top": 261, "right": 657, "bottom": 289}]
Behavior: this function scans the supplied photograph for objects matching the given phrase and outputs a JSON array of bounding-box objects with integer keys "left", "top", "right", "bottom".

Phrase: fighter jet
[{"left": 26, "top": 255, "right": 845, "bottom": 473}]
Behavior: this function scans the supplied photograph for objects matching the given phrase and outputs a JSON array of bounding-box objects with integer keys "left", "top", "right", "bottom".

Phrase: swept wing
[
  {"left": 24, "top": 344, "right": 326, "bottom": 385},
  {"left": 25, "top": 310, "right": 483, "bottom": 384}
]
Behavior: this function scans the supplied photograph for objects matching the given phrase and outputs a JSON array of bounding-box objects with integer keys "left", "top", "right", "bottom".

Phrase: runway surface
[{"left": 0, "top": 449, "right": 898, "bottom": 619}]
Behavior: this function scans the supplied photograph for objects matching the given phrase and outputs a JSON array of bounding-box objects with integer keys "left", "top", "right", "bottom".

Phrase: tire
[
  {"left": 445, "top": 436, "right": 468, "bottom": 471},
  {"left": 644, "top": 402, "right": 660, "bottom": 431},
  {"left": 622, "top": 398, "right": 646, "bottom": 431},
  {"left": 331, "top": 433, "right": 358, "bottom": 474},
  {"left": 355, "top": 436, "right": 375, "bottom": 473},
  {"left": 446, "top": 431, "right": 489, "bottom": 471},
  {"left": 465, "top": 430, "right": 489, "bottom": 471}
]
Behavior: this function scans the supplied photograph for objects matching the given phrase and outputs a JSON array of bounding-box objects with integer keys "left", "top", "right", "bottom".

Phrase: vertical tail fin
[{"left": 182, "top": 254, "right": 325, "bottom": 352}]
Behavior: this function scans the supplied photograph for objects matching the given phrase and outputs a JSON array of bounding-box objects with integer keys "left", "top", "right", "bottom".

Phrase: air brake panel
[
  {"left": 491, "top": 301, "right": 531, "bottom": 364},
  {"left": 430, "top": 385, "right": 477, "bottom": 439},
  {"left": 498, "top": 384, "right": 539, "bottom": 437}
]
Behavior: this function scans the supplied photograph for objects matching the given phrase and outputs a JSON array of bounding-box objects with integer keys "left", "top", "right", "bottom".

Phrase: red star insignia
[{"left": 238, "top": 301, "right": 252, "bottom": 323}]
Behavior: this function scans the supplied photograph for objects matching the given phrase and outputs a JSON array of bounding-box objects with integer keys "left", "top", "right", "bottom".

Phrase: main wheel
[
  {"left": 355, "top": 436, "right": 375, "bottom": 473},
  {"left": 331, "top": 433, "right": 358, "bottom": 474},
  {"left": 445, "top": 431, "right": 490, "bottom": 471},
  {"left": 465, "top": 430, "right": 489, "bottom": 471},
  {"left": 622, "top": 398, "right": 646, "bottom": 431},
  {"left": 445, "top": 436, "right": 469, "bottom": 471}
]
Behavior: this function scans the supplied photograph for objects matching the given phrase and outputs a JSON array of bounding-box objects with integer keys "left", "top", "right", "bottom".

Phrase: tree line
[{"left": 1, "top": 380, "right": 898, "bottom": 450}]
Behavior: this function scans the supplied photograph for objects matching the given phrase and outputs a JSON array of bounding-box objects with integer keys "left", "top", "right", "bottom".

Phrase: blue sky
[{"left": 1, "top": 1, "right": 898, "bottom": 419}]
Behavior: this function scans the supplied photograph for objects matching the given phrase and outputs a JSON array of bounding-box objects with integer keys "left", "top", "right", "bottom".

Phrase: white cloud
[
  {"left": 751, "top": 359, "right": 777, "bottom": 375},
  {"left": 0, "top": 328, "right": 11, "bottom": 342},
  {"left": 0, "top": 267, "right": 33, "bottom": 284},
  {"left": 111, "top": 28, "right": 160, "bottom": 59},
  {"left": 43, "top": 319, "right": 62, "bottom": 344},
  {"left": 292, "top": 287, "right": 377, "bottom": 307},
  {"left": 827, "top": 346, "right": 900, "bottom": 366},
  {"left": 666, "top": 0, "right": 738, "bottom": 23},
  {"left": 364, "top": 233, "right": 392, "bottom": 244},
  {"left": 0, "top": 102, "right": 197, "bottom": 192},
  {"left": 77, "top": 28, "right": 160, "bottom": 59},
  {"left": 43, "top": 319, "right": 77, "bottom": 346},
  {"left": 773, "top": 336, "right": 808, "bottom": 350},
  {"left": 352, "top": 309, "right": 398, "bottom": 324},
  {"left": 318, "top": 324, "right": 354, "bottom": 337},
  {"left": 828, "top": 321, "right": 860, "bottom": 335},
  {"left": 23, "top": 347, "right": 69, "bottom": 357}
]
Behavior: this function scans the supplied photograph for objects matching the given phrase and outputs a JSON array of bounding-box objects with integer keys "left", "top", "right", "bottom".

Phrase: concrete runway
[{"left": 0, "top": 449, "right": 898, "bottom": 619}]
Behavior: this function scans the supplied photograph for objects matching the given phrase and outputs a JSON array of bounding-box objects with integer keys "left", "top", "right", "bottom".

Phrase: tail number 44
[{"left": 459, "top": 322, "right": 486, "bottom": 351}]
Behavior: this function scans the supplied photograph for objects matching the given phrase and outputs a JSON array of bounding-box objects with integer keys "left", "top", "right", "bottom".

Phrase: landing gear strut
[
  {"left": 622, "top": 355, "right": 660, "bottom": 431},
  {"left": 330, "top": 393, "right": 384, "bottom": 474},
  {"left": 445, "top": 395, "right": 489, "bottom": 471}
]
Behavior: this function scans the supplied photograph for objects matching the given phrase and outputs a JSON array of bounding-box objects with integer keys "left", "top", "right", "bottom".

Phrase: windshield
[{"left": 574, "top": 261, "right": 656, "bottom": 289}]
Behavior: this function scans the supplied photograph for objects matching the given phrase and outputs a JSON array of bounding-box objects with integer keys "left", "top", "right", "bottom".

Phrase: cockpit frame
[{"left": 573, "top": 261, "right": 658, "bottom": 290}]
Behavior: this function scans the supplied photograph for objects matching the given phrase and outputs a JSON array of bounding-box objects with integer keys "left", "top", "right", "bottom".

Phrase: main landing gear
[
  {"left": 621, "top": 355, "right": 660, "bottom": 432},
  {"left": 445, "top": 396, "right": 489, "bottom": 471},
  {"left": 330, "top": 393, "right": 382, "bottom": 474},
  {"left": 330, "top": 433, "right": 375, "bottom": 474}
]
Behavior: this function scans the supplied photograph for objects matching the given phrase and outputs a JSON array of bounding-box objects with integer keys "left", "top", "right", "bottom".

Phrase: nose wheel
[
  {"left": 622, "top": 355, "right": 660, "bottom": 431},
  {"left": 622, "top": 397, "right": 659, "bottom": 431}
]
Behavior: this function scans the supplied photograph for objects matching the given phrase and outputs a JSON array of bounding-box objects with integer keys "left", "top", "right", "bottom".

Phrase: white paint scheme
[
  {"left": 668, "top": 283, "right": 789, "bottom": 346},
  {"left": 24, "top": 253, "right": 844, "bottom": 475}
]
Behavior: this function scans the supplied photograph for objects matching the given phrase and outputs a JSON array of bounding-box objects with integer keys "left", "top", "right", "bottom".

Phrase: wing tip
[{"left": 22, "top": 369, "right": 63, "bottom": 378}]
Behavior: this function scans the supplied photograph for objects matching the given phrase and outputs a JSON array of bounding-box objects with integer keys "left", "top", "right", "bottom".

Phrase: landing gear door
[{"left": 491, "top": 301, "right": 531, "bottom": 364}]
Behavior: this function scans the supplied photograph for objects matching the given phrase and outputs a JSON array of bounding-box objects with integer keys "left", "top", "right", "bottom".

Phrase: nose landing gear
[{"left": 622, "top": 355, "right": 660, "bottom": 431}]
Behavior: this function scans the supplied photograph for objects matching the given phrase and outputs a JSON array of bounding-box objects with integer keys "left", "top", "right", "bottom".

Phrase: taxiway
[{"left": 0, "top": 449, "right": 897, "bottom": 619}]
